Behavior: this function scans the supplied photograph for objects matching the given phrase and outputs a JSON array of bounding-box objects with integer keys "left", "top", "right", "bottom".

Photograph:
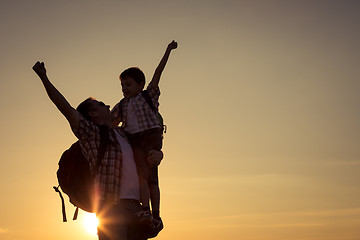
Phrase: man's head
[
  {"left": 76, "top": 98, "right": 113, "bottom": 126},
  {"left": 119, "top": 67, "right": 145, "bottom": 99}
]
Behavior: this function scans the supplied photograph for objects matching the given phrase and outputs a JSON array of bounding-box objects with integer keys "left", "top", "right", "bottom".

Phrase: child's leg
[
  {"left": 149, "top": 183, "right": 160, "bottom": 219},
  {"left": 130, "top": 146, "right": 151, "bottom": 210},
  {"left": 149, "top": 174, "right": 164, "bottom": 234},
  {"left": 133, "top": 128, "right": 163, "bottom": 218},
  {"left": 136, "top": 175, "right": 152, "bottom": 226},
  {"left": 149, "top": 167, "right": 161, "bottom": 219},
  {"left": 139, "top": 176, "right": 150, "bottom": 209}
]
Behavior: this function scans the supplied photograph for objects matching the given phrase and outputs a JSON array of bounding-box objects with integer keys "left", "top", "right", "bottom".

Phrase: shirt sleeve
[
  {"left": 146, "top": 84, "right": 161, "bottom": 108},
  {"left": 71, "top": 114, "right": 100, "bottom": 168},
  {"left": 72, "top": 114, "right": 98, "bottom": 141}
]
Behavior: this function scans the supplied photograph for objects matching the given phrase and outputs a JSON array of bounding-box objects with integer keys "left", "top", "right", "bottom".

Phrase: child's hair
[{"left": 120, "top": 67, "right": 146, "bottom": 86}]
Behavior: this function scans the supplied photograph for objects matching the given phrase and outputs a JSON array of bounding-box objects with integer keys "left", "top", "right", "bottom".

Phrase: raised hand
[
  {"left": 149, "top": 40, "right": 178, "bottom": 88},
  {"left": 167, "top": 40, "right": 178, "bottom": 51},
  {"left": 32, "top": 61, "right": 47, "bottom": 78}
]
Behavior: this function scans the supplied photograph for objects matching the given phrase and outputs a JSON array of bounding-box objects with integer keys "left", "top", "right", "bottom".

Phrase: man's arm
[
  {"left": 148, "top": 40, "right": 178, "bottom": 89},
  {"left": 147, "top": 150, "right": 164, "bottom": 167},
  {"left": 110, "top": 102, "right": 122, "bottom": 127},
  {"left": 32, "top": 61, "right": 80, "bottom": 130}
]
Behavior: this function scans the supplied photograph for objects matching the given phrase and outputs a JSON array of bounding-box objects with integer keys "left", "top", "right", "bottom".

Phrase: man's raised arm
[{"left": 32, "top": 61, "right": 80, "bottom": 130}]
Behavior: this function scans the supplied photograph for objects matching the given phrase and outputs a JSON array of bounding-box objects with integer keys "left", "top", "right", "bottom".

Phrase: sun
[{"left": 83, "top": 212, "right": 99, "bottom": 235}]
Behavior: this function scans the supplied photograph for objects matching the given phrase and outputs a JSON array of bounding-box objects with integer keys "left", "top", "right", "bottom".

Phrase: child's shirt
[{"left": 111, "top": 84, "right": 161, "bottom": 134}]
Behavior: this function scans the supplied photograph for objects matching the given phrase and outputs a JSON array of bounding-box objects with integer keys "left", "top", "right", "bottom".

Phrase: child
[{"left": 111, "top": 40, "right": 177, "bottom": 231}]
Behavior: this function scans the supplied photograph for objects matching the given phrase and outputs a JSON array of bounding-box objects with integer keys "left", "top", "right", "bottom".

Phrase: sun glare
[{"left": 83, "top": 213, "right": 99, "bottom": 235}]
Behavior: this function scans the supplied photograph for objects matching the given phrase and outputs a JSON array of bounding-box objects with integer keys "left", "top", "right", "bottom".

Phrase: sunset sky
[{"left": 1, "top": 0, "right": 359, "bottom": 240}]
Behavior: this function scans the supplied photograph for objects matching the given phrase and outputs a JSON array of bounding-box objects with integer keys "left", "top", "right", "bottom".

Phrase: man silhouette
[{"left": 33, "top": 61, "right": 163, "bottom": 240}]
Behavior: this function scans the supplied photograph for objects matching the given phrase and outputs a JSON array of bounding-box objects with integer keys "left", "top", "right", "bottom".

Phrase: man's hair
[
  {"left": 120, "top": 67, "right": 145, "bottom": 86},
  {"left": 76, "top": 97, "right": 95, "bottom": 121}
]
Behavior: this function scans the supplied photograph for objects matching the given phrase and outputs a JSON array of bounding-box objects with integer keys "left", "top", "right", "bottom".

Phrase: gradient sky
[{"left": 1, "top": 0, "right": 360, "bottom": 240}]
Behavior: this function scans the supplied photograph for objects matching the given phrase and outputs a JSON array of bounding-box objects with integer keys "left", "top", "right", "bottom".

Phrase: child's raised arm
[{"left": 149, "top": 40, "right": 178, "bottom": 88}]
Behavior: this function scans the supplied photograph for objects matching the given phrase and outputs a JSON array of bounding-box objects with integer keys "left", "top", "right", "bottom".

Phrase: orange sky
[{"left": 0, "top": 1, "right": 360, "bottom": 240}]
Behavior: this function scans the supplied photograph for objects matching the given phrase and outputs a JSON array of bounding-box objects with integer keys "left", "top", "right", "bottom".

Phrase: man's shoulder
[{"left": 72, "top": 114, "right": 101, "bottom": 140}]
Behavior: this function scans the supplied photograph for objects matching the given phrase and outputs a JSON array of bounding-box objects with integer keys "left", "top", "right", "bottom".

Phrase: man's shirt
[{"left": 72, "top": 115, "right": 140, "bottom": 203}]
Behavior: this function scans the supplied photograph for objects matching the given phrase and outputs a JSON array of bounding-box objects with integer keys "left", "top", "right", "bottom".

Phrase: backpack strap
[
  {"left": 73, "top": 206, "right": 79, "bottom": 221},
  {"left": 141, "top": 90, "right": 157, "bottom": 112},
  {"left": 53, "top": 185, "right": 67, "bottom": 222},
  {"left": 94, "top": 125, "right": 110, "bottom": 175}
]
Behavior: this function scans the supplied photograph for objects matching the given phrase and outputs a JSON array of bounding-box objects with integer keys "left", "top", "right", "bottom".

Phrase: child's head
[{"left": 119, "top": 67, "right": 145, "bottom": 99}]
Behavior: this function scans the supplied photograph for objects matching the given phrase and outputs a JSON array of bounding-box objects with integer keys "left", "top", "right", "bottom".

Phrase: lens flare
[{"left": 83, "top": 213, "right": 99, "bottom": 235}]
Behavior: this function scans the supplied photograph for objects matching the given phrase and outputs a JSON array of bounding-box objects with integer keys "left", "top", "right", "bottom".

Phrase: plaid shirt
[
  {"left": 73, "top": 115, "right": 129, "bottom": 203},
  {"left": 111, "top": 84, "right": 161, "bottom": 132}
]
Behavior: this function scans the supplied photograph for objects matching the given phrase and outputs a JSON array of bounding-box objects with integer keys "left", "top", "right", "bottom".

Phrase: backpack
[
  {"left": 118, "top": 90, "right": 167, "bottom": 133},
  {"left": 53, "top": 126, "right": 108, "bottom": 222},
  {"left": 141, "top": 90, "right": 167, "bottom": 133}
]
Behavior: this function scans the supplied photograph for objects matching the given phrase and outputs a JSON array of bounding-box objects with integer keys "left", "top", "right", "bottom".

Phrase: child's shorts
[{"left": 127, "top": 127, "right": 163, "bottom": 185}]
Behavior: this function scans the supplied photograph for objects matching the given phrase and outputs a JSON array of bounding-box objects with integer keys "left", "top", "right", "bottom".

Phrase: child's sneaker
[
  {"left": 135, "top": 210, "right": 153, "bottom": 226},
  {"left": 147, "top": 217, "right": 163, "bottom": 238}
]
